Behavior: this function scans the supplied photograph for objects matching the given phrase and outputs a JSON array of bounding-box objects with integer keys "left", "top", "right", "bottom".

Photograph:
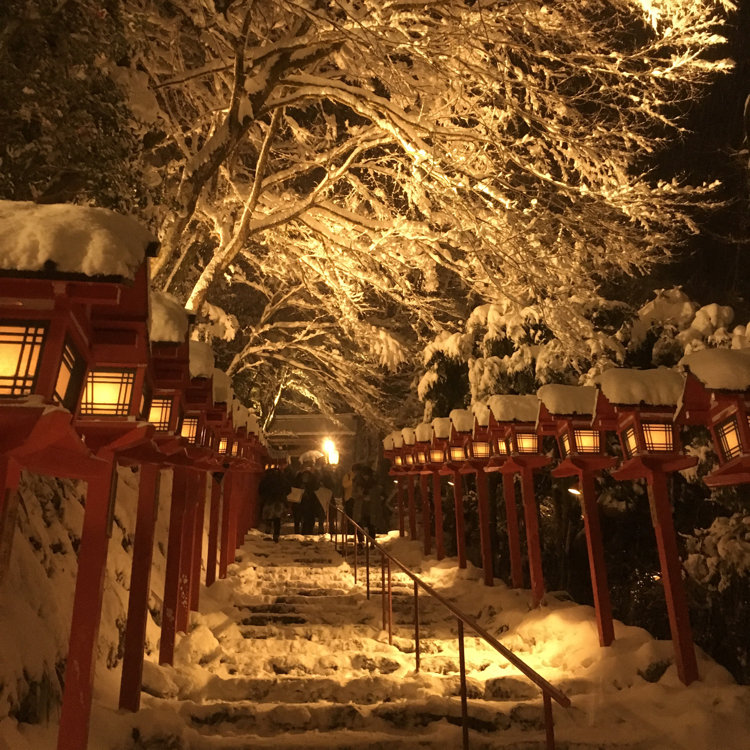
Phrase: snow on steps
[{"left": 135, "top": 533, "right": 603, "bottom": 749}]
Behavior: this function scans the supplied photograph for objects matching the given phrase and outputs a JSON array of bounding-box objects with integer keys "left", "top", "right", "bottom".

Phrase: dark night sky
[{"left": 649, "top": 3, "right": 750, "bottom": 317}]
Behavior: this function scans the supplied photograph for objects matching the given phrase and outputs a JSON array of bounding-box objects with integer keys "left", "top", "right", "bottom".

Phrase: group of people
[{"left": 258, "top": 458, "right": 394, "bottom": 543}]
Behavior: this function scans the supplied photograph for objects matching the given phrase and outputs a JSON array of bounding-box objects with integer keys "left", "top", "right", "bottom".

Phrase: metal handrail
[{"left": 332, "top": 507, "right": 570, "bottom": 750}]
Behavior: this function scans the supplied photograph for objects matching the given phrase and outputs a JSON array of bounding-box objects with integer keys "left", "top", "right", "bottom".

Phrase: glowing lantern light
[{"left": 79, "top": 368, "right": 136, "bottom": 417}]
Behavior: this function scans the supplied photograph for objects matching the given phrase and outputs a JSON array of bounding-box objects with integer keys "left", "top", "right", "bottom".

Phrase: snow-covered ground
[{"left": 3, "top": 486, "right": 750, "bottom": 748}]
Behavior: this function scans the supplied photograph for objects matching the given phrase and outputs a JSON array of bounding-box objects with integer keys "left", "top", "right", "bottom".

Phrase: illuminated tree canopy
[{"left": 1, "top": 0, "right": 738, "bottom": 425}]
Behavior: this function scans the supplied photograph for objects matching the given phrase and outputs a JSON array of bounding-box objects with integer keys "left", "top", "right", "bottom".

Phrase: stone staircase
[{"left": 130, "top": 533, "right": 648, "bottom": 749}]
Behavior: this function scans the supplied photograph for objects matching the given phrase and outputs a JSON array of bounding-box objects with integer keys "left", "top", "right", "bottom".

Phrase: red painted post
[
  {"left": 396, "top": 478, "right": 405, "bottom": 537},
  {"left": 189, "top": 473, "right": 206, "bottom": 612},
  {"left": 159, "top": 466, "right": 189, "bottom": 665},
  {"left": 226, "top": 472, "right": 240, "bottom": 566},
  {"left": 120, "top": 462, "right": 160, "bottom": 712},
  {"left": 579, "top": 471, "right": 614, "bottom": 647},
  {"left": 0, "top": 457, "right": 21, "bottom": 583},
  {"left": 219, "top": 471, "right": 234, "bottom": 579},
  {"left": 176, "top": 472, "right": 199, "bottom": 632},
  {"left": 475, "top": 468, "right": 494, "bottom": 587},
  {"left": 502, "top": 472, "right": 524, "bottom": 589},
  {"left": 407, "top": 474, "right": 417, "bottom": 540},
  {"left": 432, "top": 471, "right": 445, "bottom": 560},
  {"left": 452, "top": 471, "right": 466, "bottom": 569},
  {"left": 57, "top": 462, "right": 115, "bottom": 750},
  {"left": 520, "top": 467, "right": 545, "bottom": 607},
  {"left": 205, "top": 474, "right": 222, "bottom": 586},
  {"left": 419, "top": 473, "right": 432, "bottom": 555},
  {"left": 647, "top": 470, "right": 699, "bottom": 685}
]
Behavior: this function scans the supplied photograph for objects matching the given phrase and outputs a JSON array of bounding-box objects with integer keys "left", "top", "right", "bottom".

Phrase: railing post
[
  {"left": 414, "top": 580, "right": 420, "bottom": 673},
  {"left": 457, "top": 618, "right": 469, "bottom": 750},
  {"left": 387, "top": 558, "right": 393, "bottom": 645},
  {"left": 366, "top": 541, "right": 370, "bottom": 599},
  {"left": 353, "top": 524, "right": 358, "bottom": 583},
  {"left": 544, "top": 692, "right": 556, "bottom": 749},
  {"left": 381, "top": 553, "right": 387, "bottom": 631}
]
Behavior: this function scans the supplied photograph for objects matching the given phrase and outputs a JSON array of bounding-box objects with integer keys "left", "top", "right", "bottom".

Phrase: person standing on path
[{"left": 258, "top": 467, "right": 290, "bottom": 542}]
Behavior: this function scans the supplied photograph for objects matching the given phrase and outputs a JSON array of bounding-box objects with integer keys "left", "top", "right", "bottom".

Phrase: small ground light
[{"left": 568, "top": 485, "right": 581, "bottom": 496}]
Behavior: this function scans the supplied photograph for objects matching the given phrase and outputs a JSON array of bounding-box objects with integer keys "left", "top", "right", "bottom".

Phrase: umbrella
[{"left": 299, "top": 449, "right": 324, "bottom": 464}]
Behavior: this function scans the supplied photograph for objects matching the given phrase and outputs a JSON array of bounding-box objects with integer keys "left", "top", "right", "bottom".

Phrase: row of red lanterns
[
  {"left": 382, "top": 357, "right": 750, "bottom": 690},
  {"left": 0, "top": 202, "right": 274, "bottom": 750}
]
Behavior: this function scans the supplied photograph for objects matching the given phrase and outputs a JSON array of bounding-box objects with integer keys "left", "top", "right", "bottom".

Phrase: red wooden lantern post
[
  {"left": 414, "top": 422, "right": 438, "bottom": 557},
  {"left": 679, "top": 349, "right": 750, "bottom": 487},
  {"left": 484, "top": 408, "right": 523, "bottom": 589},
  {"left": 60, "top": 217, "right": 157, "bottom": 750},
  {"left": 383, "top": 431, "right": 406, "bottom": 537},
  {"left": 490, "top": 395, "right": 548, "bottom": 607},
  {"left": 538, "top": 384, "right": 617, "bottom": 647},
  {"left": 451, "top": 408, "right": 495, "bottom": 586},
  {"left": 429, "top": 418, "right": 454, "bottom": 564},
  {"left": 401, "top": 427, "right": 419, "bottom": 540},
  {"left": 600, "top": 367, "right": 699, "bottom": 686}
]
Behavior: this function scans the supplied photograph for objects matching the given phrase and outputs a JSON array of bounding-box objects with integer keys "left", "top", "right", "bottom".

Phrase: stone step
[{"left": 180, "top": 695, "right": 551, "bottom": 736}]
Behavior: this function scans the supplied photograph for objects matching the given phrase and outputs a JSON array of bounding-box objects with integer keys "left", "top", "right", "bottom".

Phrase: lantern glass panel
[
  {"left": 449, "top": 445, "right": 466, "bottom": 461},
  {"left": 494, "top": 437, "right": 508, "bottom": 455},
  {"left": 80, "top": 368, "right": 135, "bottom": 416},
  {"left": 181, "top": 416, "right": 199, "bottom": 443},
  {"left": 430, "top": 448, "right": 445, "bottom": 463},
  {"left": 471, "top": 441, "right": 491, "bottom": 459},
  {"left": 717, "top": 417, "right": 742, "bottom": 460},
  {"left": 218, "top": 436, "right": 228, "bottom": 453},
  {"left": 231, "top": 440, "right": 239, "bottom": 456},
  {"left": 622, "top": 426, "right": 638, "bottom": 458},
  {"left": 0, "top": 323, "right": 46, "bottom": 396},
  {"left": 405, "top": 454, "right": 414, "bottom": 465},
  {"left": 416, "top": 450, "right": 427, "bottom": 464},
  {"left": 559, "top": 432, "right": 570, "bottom": 457},
  {"left": 395, "top": 455, "right": 403, "bottom": 466},
  {"left": 148, "top": 397, "right": 172, "bottom": 431},
  {"left": 574, "top": 429, "right": 600, "bottom": 454},
  {"left": 53, "top": 339, "right": 86, "bottom": 411},
  {"left": 642, "top": 422, "right": 674, "bottom": 452},
  {"left": 515, "top": 432, "right": 538, "bottom": 454}
]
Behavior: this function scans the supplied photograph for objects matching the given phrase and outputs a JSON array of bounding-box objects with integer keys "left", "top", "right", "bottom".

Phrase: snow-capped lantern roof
[
  {"left": 212, "top": 368, "right": 232, "bottom": 406},
  {"left": 401, "top": 427, "right": 417, "bottom": 445},
  {"left": 487, "top": 394, "right": 539, "bottom": 423},
  {"left": 246, "top": 411, "right": 260, "bottom": 435},
  {"left": 432, "top": 418, "right": 452, "bottom": 440},
  {"left": 0, "top": 200, "right": 157, "bottom": 279},
  {"left": 232, "top": 399, "right": 248, "bottom": 429},
  {"left": 680, "top": 349, "right": 750, "bottom": 392},
  {"left": 472, "top": 402, "right": 491, "bottom": 427},
  {"left": 189, "top": 341, "right": 215, "bottom": 379},
  {"left": 415, "top": 422, "right": 433, "bottom": 443},
  {"left": 597, "top": 367, "right": 685, "bottom": 407},
  {"left": 149, "top": 290, "right": 189, "bottom": 344},
  {"left": 383, "top": 430, "right": 404, "bottom": 451},
  {"left": 449, "top": 409, "right": 473, "bottom": 433},
  {"left": 537, "top": 384, "right": 598, "bottom": 417}
]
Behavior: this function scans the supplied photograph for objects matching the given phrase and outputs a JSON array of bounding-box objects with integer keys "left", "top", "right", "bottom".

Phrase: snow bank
[
  {"left": 149, "top": 290, "right": 189, "bottom": 343},
  {"left": 0, "top": 200, "right": 155, "bottom": 279}
]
